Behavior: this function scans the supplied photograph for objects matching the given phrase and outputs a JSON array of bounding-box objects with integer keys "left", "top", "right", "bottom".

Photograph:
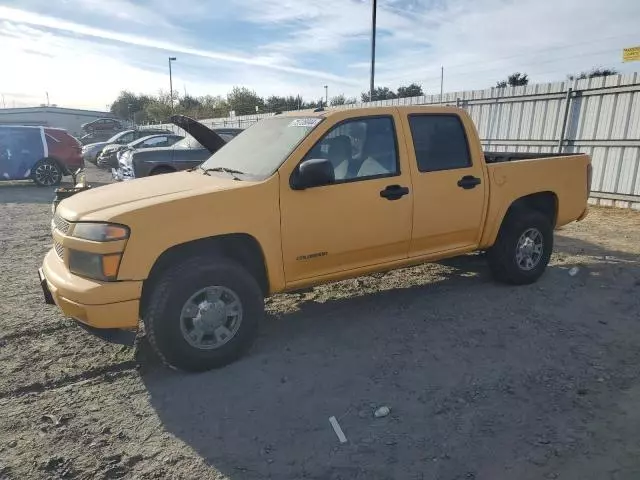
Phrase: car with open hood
[
  {"left": 96, "top": 133, "right": 184, "bottom": 170},
  {"left": 82, "top": 128, "right": 172, "bottom": 165},
  {"left": 112, "top": 115, "right": 242, "bottom": 180}
]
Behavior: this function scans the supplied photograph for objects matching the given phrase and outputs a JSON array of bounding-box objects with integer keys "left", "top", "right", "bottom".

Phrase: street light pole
[
  {"left": 369, "top": 0, "right": 377, "bottom": 102},
  {"left": 324, "top": 85, "right": 328, "bottom": 106},
  {"left": 168, "top": 57, "right": 177, "bottom": 111}
]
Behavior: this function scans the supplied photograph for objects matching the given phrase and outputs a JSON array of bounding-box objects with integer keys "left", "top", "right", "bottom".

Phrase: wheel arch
[
  {"left": 139, "top": 233, "right": 269, "bottom": 318},
  {"left": 488, "top": 191, "right": 558, "bottom": 246}
]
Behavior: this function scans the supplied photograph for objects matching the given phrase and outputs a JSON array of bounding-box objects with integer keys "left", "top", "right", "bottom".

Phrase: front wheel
[
  {"left": 487, "top": 209, "right": 553, "bottom": 285},
  {"left": 143, "top": 256, "right": 263, "bottom": 372},
  {"left": 33, "top": 158, "right": 63, "bottom": 187}
]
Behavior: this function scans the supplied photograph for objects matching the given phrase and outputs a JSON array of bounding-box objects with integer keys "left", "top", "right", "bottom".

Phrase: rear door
[{"left": 401, "top": 111, "right": 488, "bottom": 257}]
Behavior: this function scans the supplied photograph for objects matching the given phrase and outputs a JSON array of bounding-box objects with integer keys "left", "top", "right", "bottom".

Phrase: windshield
[
  {"left": 107, "top": 130, "right": 133, "bottom": 144},
  {"left": 200, "top": 116, "right": 322, "bottom": 178}
]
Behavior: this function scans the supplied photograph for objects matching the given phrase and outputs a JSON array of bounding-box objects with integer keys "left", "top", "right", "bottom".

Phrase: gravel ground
[{"left": 1, "top": 164, "right": 640, "bottom": 480}]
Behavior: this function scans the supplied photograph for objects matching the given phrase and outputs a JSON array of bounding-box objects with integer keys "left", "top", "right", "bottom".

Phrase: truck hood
[
  {"left": 170, "top": 114, "right": 226, "bottom": 153},
  {"left": 58, "top": 171, "right": 242, "bottom": 220}
]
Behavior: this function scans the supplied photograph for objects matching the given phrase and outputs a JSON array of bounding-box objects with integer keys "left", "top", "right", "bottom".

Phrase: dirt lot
[{"left": 1, "top": 165, "right": 640, "bottom": 480}]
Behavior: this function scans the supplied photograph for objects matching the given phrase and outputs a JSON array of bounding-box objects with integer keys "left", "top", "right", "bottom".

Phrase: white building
[{"left": 0, "top": 106, "right": 116, "bottom": 138}]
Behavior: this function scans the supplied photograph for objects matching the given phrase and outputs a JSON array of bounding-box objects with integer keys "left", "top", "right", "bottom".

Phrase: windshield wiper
[{"left": 200, "top": 166, "right": 245, "bottom": 180}]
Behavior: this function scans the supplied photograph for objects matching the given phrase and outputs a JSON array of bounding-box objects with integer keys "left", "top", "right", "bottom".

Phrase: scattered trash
[
  {"left": 568, "top": 267, "right": 580, "bottom": 276},
  {"left": 329, "top": 416, "right": 347, "bottom": 444},
  {"left": 374, "top": 406, "right": 391, "bottom": 418}
]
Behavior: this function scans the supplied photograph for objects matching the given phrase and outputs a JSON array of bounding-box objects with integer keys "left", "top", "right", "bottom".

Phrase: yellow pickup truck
[{"left": 40, "top": 106, "right": 591, "bottom": 371}]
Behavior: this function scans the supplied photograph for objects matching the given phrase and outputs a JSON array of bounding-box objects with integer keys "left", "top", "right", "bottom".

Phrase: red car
[{"left": 0, "top": 126, "right": 83, "bottom": 186}]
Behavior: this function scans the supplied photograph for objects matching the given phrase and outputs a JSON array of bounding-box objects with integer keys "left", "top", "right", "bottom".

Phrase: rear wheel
[
  {"left": 33, "top": 158, "right": 63, "bottom": 187},
  {"left": 487, "top": 209, "right": 553, "bottom": 285},
  {"left": 143, "top": 256, "right": 263, "bottom": 372}
]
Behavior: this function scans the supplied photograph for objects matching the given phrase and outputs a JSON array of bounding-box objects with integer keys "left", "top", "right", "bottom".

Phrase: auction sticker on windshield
[{"left": 288, "top": 118, "right": 322, "bottom": 128}]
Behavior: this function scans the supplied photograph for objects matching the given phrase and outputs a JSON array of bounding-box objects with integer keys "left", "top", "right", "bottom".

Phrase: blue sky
[{"left": 1, "top": 0, "right": 639, "bottom": 110}]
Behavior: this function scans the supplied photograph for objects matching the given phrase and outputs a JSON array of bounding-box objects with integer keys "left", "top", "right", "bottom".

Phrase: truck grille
[
  {"left": 54, "top": 241, "right": 64, "bottom": 260},
  {"left": 53, "top": 214, "right": 71, "bottom": 235}
]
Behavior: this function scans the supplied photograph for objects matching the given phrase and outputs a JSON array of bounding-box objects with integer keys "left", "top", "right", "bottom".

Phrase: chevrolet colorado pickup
[{"left": 40, "top": 106, "right": 591, "bottom": 371}]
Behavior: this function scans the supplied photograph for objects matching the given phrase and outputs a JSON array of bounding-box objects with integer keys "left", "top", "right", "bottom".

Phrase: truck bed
[{"left": 484, "top": 151, "right": 577, "bottom": 164}]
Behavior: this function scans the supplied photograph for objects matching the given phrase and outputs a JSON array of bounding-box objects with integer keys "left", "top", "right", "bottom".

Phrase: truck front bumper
[{"left": 40, "top": 249, "right": 141, "bottom": 329}]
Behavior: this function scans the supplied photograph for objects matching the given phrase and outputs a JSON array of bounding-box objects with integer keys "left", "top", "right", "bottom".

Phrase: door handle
[
  {"left": 380, "top": 184, "right": 410, "bottom": 200},
  {"left": 457, "top": 175, "right": 481, "bottom": 189}
]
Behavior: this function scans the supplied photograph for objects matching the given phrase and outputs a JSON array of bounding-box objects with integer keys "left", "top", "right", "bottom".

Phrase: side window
[
  {"left": 408, "top": 115, "right": 471, "bottom": 172},
  {"left": 303, "top": 116, "right": 399, "bottom": 182},
  {"left": 118, "top": 133, "right": 134, "bottom": 144},
  {"left": 144, "top": 136, "right": 167, "bottom": 147}
]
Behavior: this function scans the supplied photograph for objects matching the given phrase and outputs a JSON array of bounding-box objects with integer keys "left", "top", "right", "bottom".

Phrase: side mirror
[{"left": 291, "top": 158, "right": 335, "bottom": 190}]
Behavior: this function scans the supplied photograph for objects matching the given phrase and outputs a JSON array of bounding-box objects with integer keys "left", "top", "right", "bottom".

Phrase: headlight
[
  {"left": 72, "top": 223, "right": 129, "bottom": 242},
  {"left": 68, "top": 250, "right": 122, "bottom": 281}
]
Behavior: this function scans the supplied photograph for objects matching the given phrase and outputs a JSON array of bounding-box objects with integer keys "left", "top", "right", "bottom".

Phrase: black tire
[
  {"left": 487, "top": 209, "right": 553, "bottom": 285},
  {"left": 143, "top": 256, "right": 263, "bottom": 372},
  {"left": 149, "top": 167, "right": 175, "bottom": 176},
  {"left": 32, "top": 158, "right": 63, "bottom": 187}
]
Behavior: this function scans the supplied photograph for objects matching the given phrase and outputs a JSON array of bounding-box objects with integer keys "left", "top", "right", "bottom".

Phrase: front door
[
  {"left": 280, "top": 113, "right": 413, "bottom": 284},
  {"left": 400, "top": 112, "right": 488, "bottom": 257}
]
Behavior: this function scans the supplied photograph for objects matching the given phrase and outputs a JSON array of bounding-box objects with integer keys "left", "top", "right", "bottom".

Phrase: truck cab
[{"left": 40, "top": 106, "right": 591, "bottom": 371}]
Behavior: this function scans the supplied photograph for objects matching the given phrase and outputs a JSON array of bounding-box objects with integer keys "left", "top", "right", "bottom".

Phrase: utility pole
[
  {"left": 440, "top": 66, "right": 444, "bottom": 104},
  {"left": 168, "top": 57, "right": 177, "bottom": 111},
  {"left": 46, "top": 91, "right": 50, "bottom": 107},
  {"left": 369, "top": 0, "right": 377, "bottom": 102},
  {"left": 324, "top": 85, "right": 328, "bottom": 106}
]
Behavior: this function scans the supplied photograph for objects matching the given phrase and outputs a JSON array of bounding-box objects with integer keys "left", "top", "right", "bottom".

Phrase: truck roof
[{"left": 279, "top": 105, "right": 463, "bottom": 118}]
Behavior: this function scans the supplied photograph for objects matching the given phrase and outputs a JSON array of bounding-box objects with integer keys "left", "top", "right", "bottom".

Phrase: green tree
[
  {"left": 495, "top": 73, "right": 529, "bottom": 88},
  {"left": 227, "top": 87, "right": 265, "bottom": 116},
  {"left": 330, "top": 94, "right": 346, "bottom": 106},
  {"left": 570, "top": 67, "right": 619, "bottom": 80},
  {"left": 142, "top": 91, "right": 174, "bottom": 123},
  {"left": 110, "top": 91, "right": 153, "bottom": 121},
  {"left": 199, "top": 95, "right": 229, "bottom": 118},
  {"left": 178, "top": 95, "right": 202, "bottom": 112},
  {"left": 264, "top": 95, "right": 303, "bottom": 112},
  {"left": 361, "top": 86, "right": 397, "bottom": 103},
  {"left": 397, "top": 83, "right": 424, "bottom": 98}
]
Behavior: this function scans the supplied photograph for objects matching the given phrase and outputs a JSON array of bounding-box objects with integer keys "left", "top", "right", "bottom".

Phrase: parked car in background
[
  {"left": 82, "top": 128, "right": 172, "bottom": 164},
  {"left": 113, "top": 116, "right": 242, "bottom": 180},
  {"left": 81, "top": 118, "right": 123, "bottom": 133},
  {"left": 79, "top": 131, "right": 115, "bottom": 145},
  {"left": 97, "top": 133, "right": 184, "bottom": 170},
  {"left": 0, "top": 125, "right": 83, "bottom": 186}
]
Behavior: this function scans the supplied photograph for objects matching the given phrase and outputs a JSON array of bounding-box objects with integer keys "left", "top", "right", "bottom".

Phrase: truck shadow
[{"left": 141, "top": 236, "right": 640, "bottom": 479}]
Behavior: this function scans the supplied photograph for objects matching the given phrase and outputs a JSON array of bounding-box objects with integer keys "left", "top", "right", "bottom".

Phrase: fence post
[{"left": 557, "top": 87, "right": 573, "bottom": 153}]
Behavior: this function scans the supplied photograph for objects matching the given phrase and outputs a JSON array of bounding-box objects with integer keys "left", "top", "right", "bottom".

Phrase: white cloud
[
  {"left": 1, "top": 0, "right": 639, "bottom": 111},
  {"left": 0, "top": 6, "right": 359, "bottom": 83}
]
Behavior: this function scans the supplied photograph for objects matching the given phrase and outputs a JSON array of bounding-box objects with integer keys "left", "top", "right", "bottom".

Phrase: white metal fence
[{"left": 146, "top": 72, "right": 640, "bottom": 209}]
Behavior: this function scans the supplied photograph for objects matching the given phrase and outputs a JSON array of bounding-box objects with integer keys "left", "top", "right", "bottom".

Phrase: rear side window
[{"left": 408, "top": 115, "right": 471, "bottom": 172}]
